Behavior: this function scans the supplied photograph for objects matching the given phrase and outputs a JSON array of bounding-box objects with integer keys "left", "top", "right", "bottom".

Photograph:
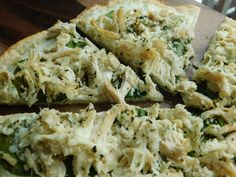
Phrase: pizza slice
[
  {"left": 193, "top": 17, "right": 236, "bottom": 107},
  {"left": 0, "top": 21, "right": 163, "bottom": 106},
  {"left": 2, "top": 103, "right": 235, "bottom": 176},
  {"left": 72, "top": 0, "right": 214, "bottom": 109},
  {"left": 72, "top": 0, "right": 200, "bottom": 93},
  {"left": 0, "top": 104, "right": 236, "bottom": 177}
]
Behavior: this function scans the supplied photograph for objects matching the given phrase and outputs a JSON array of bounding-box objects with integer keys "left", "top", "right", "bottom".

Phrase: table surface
[{"left": 0, "top": 0, "right": 225, "bottom": 115}]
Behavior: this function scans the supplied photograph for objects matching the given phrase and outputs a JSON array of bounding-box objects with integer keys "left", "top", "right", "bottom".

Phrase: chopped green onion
[
  {"left": 18, "top": 59, "right": 27, "bottom": 64},
  {"left": 125, "top": 88, "right": 147, "bottom": 98},
  {"left": 66, "top": 39, "right": 87, "bottom": 49}
]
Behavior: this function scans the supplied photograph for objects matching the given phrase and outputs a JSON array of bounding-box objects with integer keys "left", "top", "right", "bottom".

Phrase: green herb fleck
[
  {"left": 105, "top": 10, "right": 114, "bottom": 19},
  {"left": 162, "top": 25, "right": 169, "bottom": 30},
  {"left": 66, "top": 39, "right": 87, "bottom": 49},
  {"left": 218, "top": 119, "right": 226, "bottom": 127},
  {"left": 125, "top": 88, "right": 147, "bottom": 98},
  {"left": 136, "top": 108, "right": 147, "bottom": 117},
  {"left": 170, "top": 38, "right": 189, "bottom": 57},
  {"left": 175, "top": 75, "right": 181, "bottom": 83}
]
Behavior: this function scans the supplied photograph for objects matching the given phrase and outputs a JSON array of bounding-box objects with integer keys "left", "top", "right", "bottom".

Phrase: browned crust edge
[{"left": 71, "top": 0, "right": 200, "bottom": 24}]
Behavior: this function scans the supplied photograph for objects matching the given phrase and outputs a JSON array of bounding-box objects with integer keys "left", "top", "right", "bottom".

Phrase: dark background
[{"left": 0, "top": 0, "right": 85, "bottom": 45}]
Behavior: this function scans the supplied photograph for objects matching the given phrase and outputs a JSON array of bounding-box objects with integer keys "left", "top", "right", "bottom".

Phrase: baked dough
[
  {"left": 193, "top": 17, "right": 236, "bottom": 107},
  {"left": 0, "top": 21, "right": 163, "bottom": 106},
  {"left": 1, "top": 104, "right": 236, "bottom": 177}
]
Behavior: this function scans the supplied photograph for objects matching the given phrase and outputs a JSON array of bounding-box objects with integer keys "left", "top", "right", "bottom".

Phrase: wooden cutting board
[{"left": 0, "top": 0, "right": 225, "bottom": 115}]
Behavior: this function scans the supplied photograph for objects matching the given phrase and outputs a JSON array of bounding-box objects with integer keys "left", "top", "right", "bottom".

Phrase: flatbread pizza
[{"left": 0, "top": 21, "right": 163, "bottom": 106}]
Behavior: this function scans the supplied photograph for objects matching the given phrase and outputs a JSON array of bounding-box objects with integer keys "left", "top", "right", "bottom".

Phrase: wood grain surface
[{"left": 0, "top": 0, "right": 225, "bottom": 115}]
